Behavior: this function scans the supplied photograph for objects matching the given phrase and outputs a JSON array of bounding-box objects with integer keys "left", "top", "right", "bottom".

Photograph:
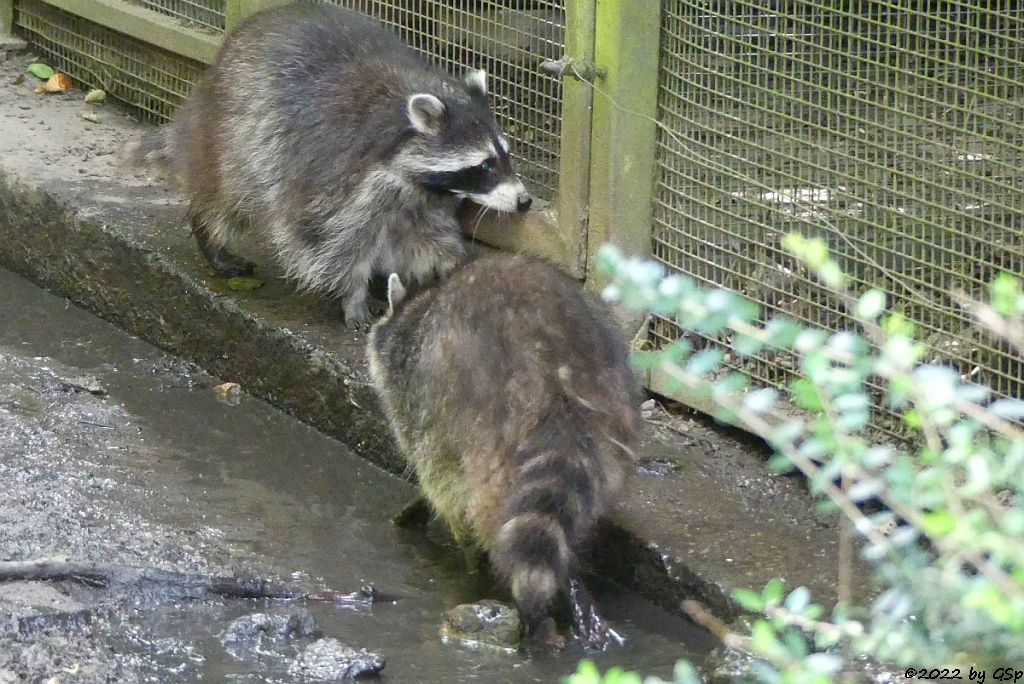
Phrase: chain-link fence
[{"left": 651, "top": 0, "right": 1024, "bottom": 431}]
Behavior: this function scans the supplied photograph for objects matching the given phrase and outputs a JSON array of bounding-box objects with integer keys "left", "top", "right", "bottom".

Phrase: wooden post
[
  {"left": 555, "top": 0, "right": 597, "bottom": 278},
  {"left": 585, "top": 0, "right": 661, "bottom": 289},
  {"left": 1, "top": 0, "right": 15, "bottom": 38},
  {"left": 226, "top": 0, "right": 291, "bottom": 31}
]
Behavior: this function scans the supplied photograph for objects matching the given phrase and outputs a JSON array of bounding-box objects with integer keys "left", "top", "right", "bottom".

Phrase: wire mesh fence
[
  {"left": 321, "top": 0, "right": 565, "bottom": 202},
  {"left": 651, "top": 0, "right": 1024, "bottom": 432},
  {"left": 135, "top": 0, "right": 226, "bottom": 32},
  {"left": 14, "top": 0, "right": 204, "bottom": 121},
  {"left": 9, "top": 0, "right": 1024, "bottom": 430}
]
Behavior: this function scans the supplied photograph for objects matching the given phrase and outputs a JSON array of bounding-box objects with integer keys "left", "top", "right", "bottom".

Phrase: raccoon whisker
[{"left": 471, "top": 205, "right": 487, "bottom": 242}]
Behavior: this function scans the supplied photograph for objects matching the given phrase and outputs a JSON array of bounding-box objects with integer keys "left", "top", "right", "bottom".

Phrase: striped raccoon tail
[
  {"left": 492, "top": 405, "right": 606, "bottom": 638},
  {"left": 119, "top": 130, "right": 170, "bottom": 171}
]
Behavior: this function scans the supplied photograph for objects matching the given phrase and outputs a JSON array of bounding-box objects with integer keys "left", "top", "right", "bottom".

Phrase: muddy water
[{"left": 0, "top": 267, "right": 714, "bottom": 681}]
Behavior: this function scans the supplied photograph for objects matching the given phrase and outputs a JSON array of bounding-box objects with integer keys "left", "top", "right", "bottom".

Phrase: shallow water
[{"left": 0, "top": 267, "right": 714, "bottom": 681}]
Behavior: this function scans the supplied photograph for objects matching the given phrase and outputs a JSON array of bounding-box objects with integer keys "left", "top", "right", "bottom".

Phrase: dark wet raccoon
[
  {"left": 123, "top": 3, "right": 531, "bottom": 325},
  {"left": 367, "top": 253, "right": 639, "bottom": 645}
]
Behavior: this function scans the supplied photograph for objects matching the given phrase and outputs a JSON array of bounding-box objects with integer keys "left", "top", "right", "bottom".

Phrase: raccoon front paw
[
  {"left": 342, "top": 301, "right": 372, "bottom": 330},
  {"left": 208, "top": 250, "right": 257, "bottom": 278},
  {"left": 366, "top": 294, "right": 388, "bottom": 318}
]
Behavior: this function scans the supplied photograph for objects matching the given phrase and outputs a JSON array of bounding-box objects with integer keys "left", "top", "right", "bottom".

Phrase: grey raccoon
[
  {"left": 367, "top": 253, "right": 639, "bottom": 644},
  {"left": 123, "top": 3, "right": 531, "bottom": 324}
]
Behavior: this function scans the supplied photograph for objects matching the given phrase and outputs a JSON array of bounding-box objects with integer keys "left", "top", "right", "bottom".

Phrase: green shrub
[{"left": 569, "top": 236, "right": 1024, "bottom": 682}]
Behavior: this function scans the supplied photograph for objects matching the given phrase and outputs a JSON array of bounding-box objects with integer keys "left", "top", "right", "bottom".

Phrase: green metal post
[
  {"left": 585, "top": 0, "right": 661, "bottom": 288},
  {"left": 556, "top": 0, "right": 597, "bottom": 278}
]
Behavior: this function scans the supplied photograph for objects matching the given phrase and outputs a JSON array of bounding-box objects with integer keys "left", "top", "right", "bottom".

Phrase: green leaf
[
  {"left": 803, "top": 238, "right": 829, "bottom": 269},
  {"left": 990, "top": 272, "right": 1021, "bottom": 317},
  {"left": 764, "top": 316, "right": 803, "bottom": 349},
  {"left": 743, "top": 388, "right": 778, "bottom": 414},
  {"left": 226, "top": 276, "right": 264, "bottom": 291},
  {"left": 1002, "top": 510, "right": 1024, "bottom": 535},
  {"left": 732, "top": 332, "right": 764, "bottom": 358},
  {"left": 566, "top": 661, "right": 601, "bottom": 684},
  {"left": 990, "top": 398, "right": 1024, "bottom": 420},
  {"left": 686, "top": 348, "right": 725, "bottom": 376},
  {"left": 768, "top": 454, "right": 796, "bottom": 474},
  {"left": 784, "top": 586, "right": 811, "bottom": 613},
  {"left": 595, "top": 244, "right": 623, "bottom": 275},
  {"left": 855, "top": 289, "right": 887, "bottom": 320},
  {"left": 751, "top": 620, "right": 782, "bottom": 654},
  {"left": 734, "top": 587, "right": 764, "bottom": 611},
  {"left": 27, "top": 63, "right": 55, "bottom": 80},
  {"left": 881, "top": 311, "right": 916, "bottom": 337},
  {"left": 818, "top": 261, "right": 846, "bottom": 289},
  {"left": 668, "top": 661, "right": 704, "bottom": 684},
  {"left": 763, "top": 578, "right": 785, "bottom": 605},
  {"left": 963, "top": 584, "right": 1015, "bottom": 626},
  {"left": 629, "top": 350, "right": 661, "bottom": 371},
  {"left": 790, "top": 379, "right": 823, "bottom": 412},
  {"left": 919, "top": 510, "right": 956, "bottom": 537}
]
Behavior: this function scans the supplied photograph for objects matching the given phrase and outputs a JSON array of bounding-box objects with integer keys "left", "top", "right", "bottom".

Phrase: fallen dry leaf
[
  {"left": 61, "top": 376, "right": 106, "bottom": 395},
  {"left": 35, "top": 72, "right": 72, "bottom": 94},
  {"left": 81, "top": 112, "right": 99, "bottom": 124},
  {"left": 213, "top": 382, "right": 241, "bottom": 396},
  {"left": 10, "top": 74, "right": 24, "bottom": 86}
]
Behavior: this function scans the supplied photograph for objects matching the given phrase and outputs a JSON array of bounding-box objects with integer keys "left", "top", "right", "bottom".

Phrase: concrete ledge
[{"left": 0, "top": 56, "right": 863, "bottom": 624}]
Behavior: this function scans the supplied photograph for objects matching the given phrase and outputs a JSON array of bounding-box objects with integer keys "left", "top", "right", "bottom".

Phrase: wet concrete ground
[{"left": 0, "top": 267, "right": 716, "bottom": 681}]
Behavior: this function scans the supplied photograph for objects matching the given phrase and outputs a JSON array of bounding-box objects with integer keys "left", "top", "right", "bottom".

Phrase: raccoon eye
[{"left": 477, "top": 157, "right": 497, "bottom": 173}]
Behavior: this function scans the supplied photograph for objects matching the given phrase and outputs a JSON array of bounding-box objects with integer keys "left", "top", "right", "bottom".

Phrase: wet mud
[{"left": 0, "top": 267, "right": 714, "bottom": 682}]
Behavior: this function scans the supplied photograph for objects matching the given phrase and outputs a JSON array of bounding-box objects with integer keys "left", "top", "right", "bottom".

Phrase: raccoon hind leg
[{"left": 190, "top": 212, "right": 256, "bottom": 278}]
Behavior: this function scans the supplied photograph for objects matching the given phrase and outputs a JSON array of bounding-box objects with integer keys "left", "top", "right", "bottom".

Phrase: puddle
[{"left": 0, "top": 268, "right": 715, "bottom": 681}]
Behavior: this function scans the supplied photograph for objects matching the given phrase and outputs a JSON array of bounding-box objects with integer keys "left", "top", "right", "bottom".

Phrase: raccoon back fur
[
  {"left": 123, "top": 3, "right": 531, "bottom": 324},
  {"left": 367, "top": 254, "right": 639, "bottom": 640}
]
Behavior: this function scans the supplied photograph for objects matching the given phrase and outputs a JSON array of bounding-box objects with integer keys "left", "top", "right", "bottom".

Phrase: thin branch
[{"left": 0, "top": 560, "right": 375, "bottom": 606}]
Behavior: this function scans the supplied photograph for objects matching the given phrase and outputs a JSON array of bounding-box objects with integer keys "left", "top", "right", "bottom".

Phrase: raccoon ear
[
  {"left": 407, "top": 93, "right": 446, "bottom": 136},
  {"left": 464, "top": 69, "right": 488, "bottom": 98},
  {"left": 386, "top": 273, "right": 408, "bottom": 314}
]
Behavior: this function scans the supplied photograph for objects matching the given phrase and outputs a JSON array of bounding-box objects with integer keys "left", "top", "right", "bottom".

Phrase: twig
[
  {"left": 681, "top": 600, "right": 754, "bottom": 655},
  {"left": 645, "top": 418, "right": 691, "bottom": 439},
  {"left": 0, "top": 560, "right": 375, "bottom": 606},
  {"left": 78, "top": 420, "right": 115, "bottom": 430}
]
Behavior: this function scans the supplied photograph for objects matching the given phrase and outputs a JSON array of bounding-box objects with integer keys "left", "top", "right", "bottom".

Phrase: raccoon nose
[{"left": 517, "top": 194, "right": 533, "bottom": 213}]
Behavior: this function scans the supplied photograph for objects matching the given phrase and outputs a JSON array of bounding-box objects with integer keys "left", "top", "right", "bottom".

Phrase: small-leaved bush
[{"left": 568, "top": 235, "right": 1024, "bottom": 683}]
